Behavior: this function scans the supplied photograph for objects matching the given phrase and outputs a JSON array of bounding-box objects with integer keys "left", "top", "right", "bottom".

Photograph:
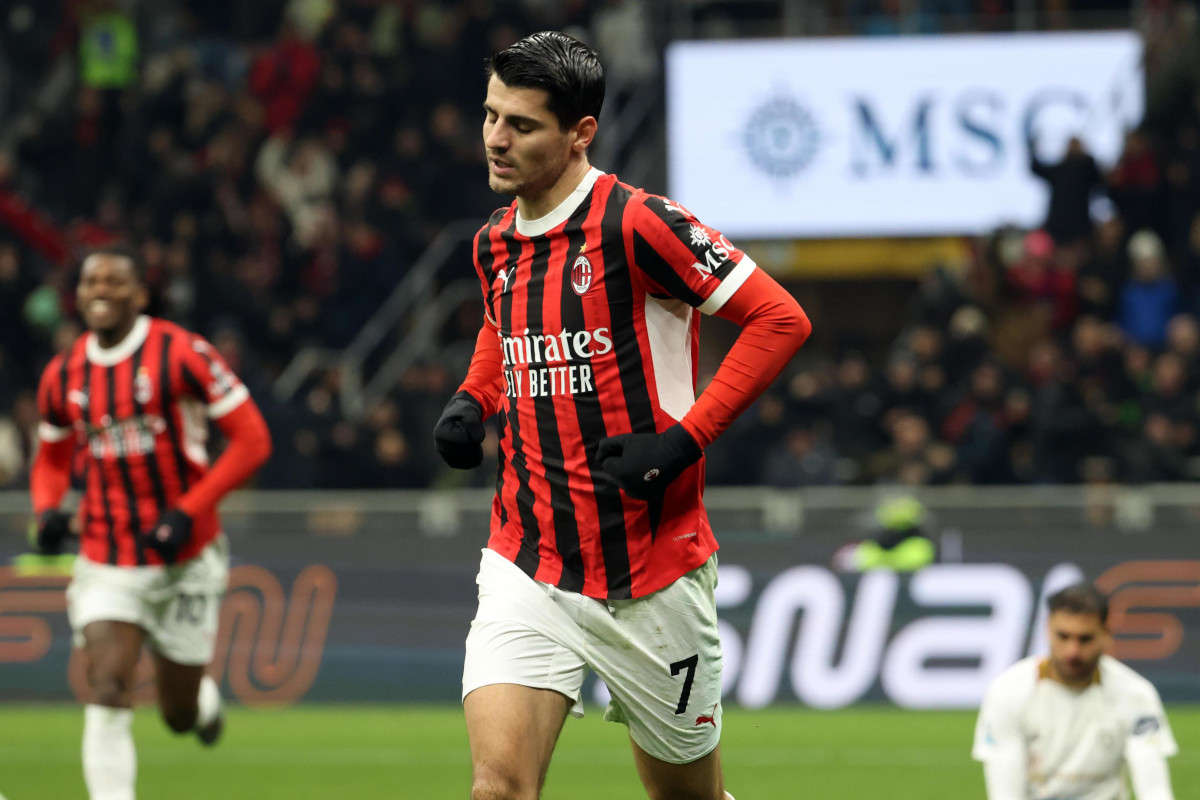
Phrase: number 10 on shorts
[{"left": 175, "top": 593, "right": 208, "bottom": 625}]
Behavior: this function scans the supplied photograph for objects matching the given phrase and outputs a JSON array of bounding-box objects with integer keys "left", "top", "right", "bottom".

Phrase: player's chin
[
  {"left": 1062, "top": 661, "right": 1089, "bottom": 678},
  {"left": 83, "top": 314, "right": 118, "bottom": 335},
  {"left": 488, "top": 174, "right": 520, "bottom": 196}
]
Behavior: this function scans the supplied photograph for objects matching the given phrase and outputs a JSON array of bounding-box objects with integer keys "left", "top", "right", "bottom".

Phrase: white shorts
[
  {"left": 463, "top": 548, "right": 723, "bottom": 764},
  {"left": 67, "top": 536, "right": 229, "bottom": 666}
]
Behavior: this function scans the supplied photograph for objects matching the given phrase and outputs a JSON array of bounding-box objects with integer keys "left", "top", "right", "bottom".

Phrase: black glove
[
  {"left": 596, "top": 424, "right": 703, "bottom": 501},
  {"left": 143, "top": 509, "right": 193, "bottom": 564},
  {"left": 434, "top": 391, "right": 485, "bottom": 469},
  {"left": 34, "top": 510, "right": 73, "bottom": 555}
]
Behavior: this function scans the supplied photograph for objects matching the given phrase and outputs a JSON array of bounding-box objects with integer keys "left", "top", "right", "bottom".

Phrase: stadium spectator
[
  {"left": 1005, "top": 229, "right": 1077, "bottom": 334},
  {"left": 0, "top": 390, "right": 38, "bottom": 487},
  {"left": 1076, "top": 213, "right": 1128, "bottom": 318},
  {"left": 1028, "top": 135, "right": 1106, "bottom": 246},
  {"left": 1117, "top": 229, "right": 1180, "bottom": 349},
  {"left": 1109, "top": 129, "right": 1166, "bottom": 240},
  {"left": 940, "top": 361, "right": 1015, "bottom": 483},
  {"left": 760, "top": 422, "right": 840, "bottom": 487},
  {"left": 868, "top": 408, "right": 958, "bottom": 485},
  {"left": 1031, "top": 355, "right": 1110, "bottom": 483},
  {"left": 1165, "top": 313, "right": 1200, "bottom": 379},
  {"left": 247, "top": 20, "right": 321, "bottom": 134},
  {"left": 828, "top": 351, "right": 888, "bottom": 460}
]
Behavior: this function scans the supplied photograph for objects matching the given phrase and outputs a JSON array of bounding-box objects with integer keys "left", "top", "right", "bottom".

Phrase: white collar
[
  {"left": 87, "top": 315, "right": 151, "bottom": 366},
  {"left": 515, "top": 167, "right": 604, "bottom": 237}
]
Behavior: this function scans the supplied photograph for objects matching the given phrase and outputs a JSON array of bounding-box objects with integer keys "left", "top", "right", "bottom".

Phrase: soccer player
[
  {"left": 973, "top": 583, "right": 1178, "bottom": 800},
  {"left": 30, "top": 245, "right": 272, "bottom": 800},
  {"left": 433, "top": 32, "right": 811, "bottom": 800}
]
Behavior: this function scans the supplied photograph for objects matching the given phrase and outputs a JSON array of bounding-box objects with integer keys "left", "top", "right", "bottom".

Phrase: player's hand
[
  {"left": 33, "top": 510, "right": 73, "bottom": 555},
  {"left": 596, "top": 424, "right": 702, "bottom": 501},
  {"left": 143, "top": 509, "right": 193, "bottom": 564},
  {"left": 434, "top": 391, "right": 485, "bottom": 469}
]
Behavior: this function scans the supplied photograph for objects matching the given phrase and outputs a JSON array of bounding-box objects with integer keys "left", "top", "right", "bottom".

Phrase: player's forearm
[
  {"left": 1128, "top": 749, "right": 1175, "bottom": 800},
  {"left": 681, "top": 269, "right": 811, "bottom": 448},
  {"left": 982, "top": 758, "right": 1028, "bottom": 800},
  {"left": 30, "top": 437, "right": 74, "bottom": 516},
  {"left": 458, "top": 320, "right": 506, "bottom": 420},
  {"left": 177, "top": 401, "right": 272, "bottom": 518}
]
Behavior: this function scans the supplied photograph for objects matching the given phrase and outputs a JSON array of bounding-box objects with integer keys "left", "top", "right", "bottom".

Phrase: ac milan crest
[
  {"left": 135, "top": 367, "right": 154, "bottom": 405},
  {"left": 571, "top": 255, "right": 593, "bottom": 296}
]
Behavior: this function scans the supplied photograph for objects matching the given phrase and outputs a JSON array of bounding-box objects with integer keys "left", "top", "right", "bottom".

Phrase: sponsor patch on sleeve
[{"left": 1132, "top": 715, "right": 1161, "bottom": 736}]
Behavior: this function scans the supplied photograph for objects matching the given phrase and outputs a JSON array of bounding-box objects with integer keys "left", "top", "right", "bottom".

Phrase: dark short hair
[
  {"left": 1048, "top": 582, "right": 1109, "bottom": 624},
  {"left": 487, "top": 31, "right": 605, "bottom": 130},
  {"left": 81, "top": 243, "right": 147, "bottom": 285}
]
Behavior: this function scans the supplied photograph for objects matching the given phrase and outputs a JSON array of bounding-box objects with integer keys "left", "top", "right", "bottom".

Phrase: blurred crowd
[
  {"left": 2, "top": 0, "right": 1200, "bottom": 491},
  {"left": 710, "top": 2, "right": 1200, "bottom": 487},
  {"left": 0, "top": 0, "right": 653, "bottom": 490}
]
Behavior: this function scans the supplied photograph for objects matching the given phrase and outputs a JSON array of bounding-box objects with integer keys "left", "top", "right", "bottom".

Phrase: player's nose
[{"left": 485, "top": 127, "right": 509, "bottom": 150}]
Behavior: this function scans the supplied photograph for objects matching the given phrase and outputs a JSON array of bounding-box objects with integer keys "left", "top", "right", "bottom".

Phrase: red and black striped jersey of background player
[
  {"left": 32, "top": 315, "right": 272, "bottom": 567},
  {"left": 464, "top": 168, "right": 811, "bottom": 600}
]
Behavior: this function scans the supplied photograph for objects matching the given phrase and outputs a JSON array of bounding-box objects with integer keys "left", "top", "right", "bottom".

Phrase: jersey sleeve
[
  {"left": 972, "top": 677, "right": 1026, "bottom": 764},
  {"left": 628, "top": 194, "right": 756, "bottom": 315},
  {"left": 175, "top": 333, "right": 251, "bottom": 419},
  {"left": 973, "top": 677, "right": 1029, "bottom": 799},
  {"left": 473, "top": 213, "right": 510, "bottom": 327},
  {"left": 1125, "top": 681, "right": 1179, "bottom": 760},
  {"left": 36, "top": 355, "right": 73, "bottom": 442}
]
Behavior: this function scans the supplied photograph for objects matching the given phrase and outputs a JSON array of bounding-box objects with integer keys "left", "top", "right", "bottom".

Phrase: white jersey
[{"left": 973, "top": 655, "right": 1177, "bottom": 800}]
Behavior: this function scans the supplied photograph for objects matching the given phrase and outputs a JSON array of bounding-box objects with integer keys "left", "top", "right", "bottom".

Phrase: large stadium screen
[{"left": 666, "top": 32, "right": 1143, "bottom": 238}]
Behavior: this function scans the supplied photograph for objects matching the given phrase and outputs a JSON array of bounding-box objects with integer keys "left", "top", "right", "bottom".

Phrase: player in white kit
[{"left": 973, "top": 583, "right": 1177, "bottom": 800}]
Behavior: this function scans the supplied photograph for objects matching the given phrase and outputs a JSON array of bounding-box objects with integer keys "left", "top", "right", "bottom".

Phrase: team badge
[
  {"left": 135, "top": 367, "right": 154, "bottom": 405},
  {"left": 571, "top": 255, "right": 593, "bottom": 296}
]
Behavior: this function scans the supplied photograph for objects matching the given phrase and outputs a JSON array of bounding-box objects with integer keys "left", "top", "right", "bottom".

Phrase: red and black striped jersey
[
  {"left": 36, "top": 316, "right": 251, "bottom": 566},
  {"left": 471, "top": 169, "right": 757, "bottom": 599}
]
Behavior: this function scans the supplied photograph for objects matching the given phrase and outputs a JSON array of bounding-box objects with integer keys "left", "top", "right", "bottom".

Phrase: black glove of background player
[
  {"left": 143, "top": 508, "right": 193, "bottom": 564},
  {"left": 33, "top": 510, "right": 73, "bottom": 555},
  {"left": 433, "top": 391, "right": 486, "bottom": 469}
]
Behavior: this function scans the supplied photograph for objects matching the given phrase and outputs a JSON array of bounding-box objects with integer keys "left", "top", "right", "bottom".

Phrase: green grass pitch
[{"left": 0, "top": 705, "right": 1196, "bottom": 798}]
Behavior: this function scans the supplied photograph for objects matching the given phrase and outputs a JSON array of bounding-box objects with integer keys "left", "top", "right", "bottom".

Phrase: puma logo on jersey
[
  {"left": 695, "top": 704, "right": 718, "bottom": 728},
  {"left": 496, "top": 267, "right": 516, "bottom": 295}
]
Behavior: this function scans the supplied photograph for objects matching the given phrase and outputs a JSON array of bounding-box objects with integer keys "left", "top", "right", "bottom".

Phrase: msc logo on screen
[
  {"left": 743, "top": 96, "right": 820, "bottom": 178},
  {"left": 742, "top": 88, "right": 1105, "bottom": 182}
]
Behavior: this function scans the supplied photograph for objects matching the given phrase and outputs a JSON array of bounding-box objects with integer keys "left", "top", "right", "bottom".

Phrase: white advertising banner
[{"left": 665, "top": 32, "right": 1143, "bottom": 238}]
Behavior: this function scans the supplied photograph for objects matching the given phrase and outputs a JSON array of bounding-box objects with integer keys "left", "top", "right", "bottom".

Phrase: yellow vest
[{"left": 79, "top": 12, "right": 139, "bottom": 89}]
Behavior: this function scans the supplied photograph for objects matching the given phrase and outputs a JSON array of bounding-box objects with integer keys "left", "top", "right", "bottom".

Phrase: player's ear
[
  {"left": 135, "top": 283, "right": 150, "bottom": 312},
  {"left": 572, "top": 116, "right": 597, "bottom": 152}
]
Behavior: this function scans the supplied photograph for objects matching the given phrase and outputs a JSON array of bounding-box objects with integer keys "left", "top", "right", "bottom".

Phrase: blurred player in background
[
  {"left": 832, "top": 495, "right": 936, "bottom": 573},
  {"left": 30, "top": 245, "right": 272, "bottom": 800},
  {"left": 433, "top": 31, "right": 811, "bottom": 800},
  {"left": 973, "top": 583, "right": 1178, "bottom": 800}
]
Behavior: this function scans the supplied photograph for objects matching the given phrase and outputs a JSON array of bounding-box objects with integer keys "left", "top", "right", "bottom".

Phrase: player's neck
[
  {"left": 1045, "top": 659, "right": 1099, "bottom": 689},
  {"left": 518, "top": 157, "right": 591, "bottom": 221},
  {"left": 95, "top": 317, "right": 141, "bottom": 350}
]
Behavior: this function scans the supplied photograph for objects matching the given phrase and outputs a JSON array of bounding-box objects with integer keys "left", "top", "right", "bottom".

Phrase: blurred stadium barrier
[{"left": 1, "top": 487, "right": 1196, "bottom": 708}]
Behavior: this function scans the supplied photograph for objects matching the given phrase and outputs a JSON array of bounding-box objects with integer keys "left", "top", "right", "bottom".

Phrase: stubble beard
[
  {"left": 488, "top": 172, "right": 519, "bottom": 196},
  {"left": 1054, "top": 655, "right": 1099, "bottom": 684}
]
